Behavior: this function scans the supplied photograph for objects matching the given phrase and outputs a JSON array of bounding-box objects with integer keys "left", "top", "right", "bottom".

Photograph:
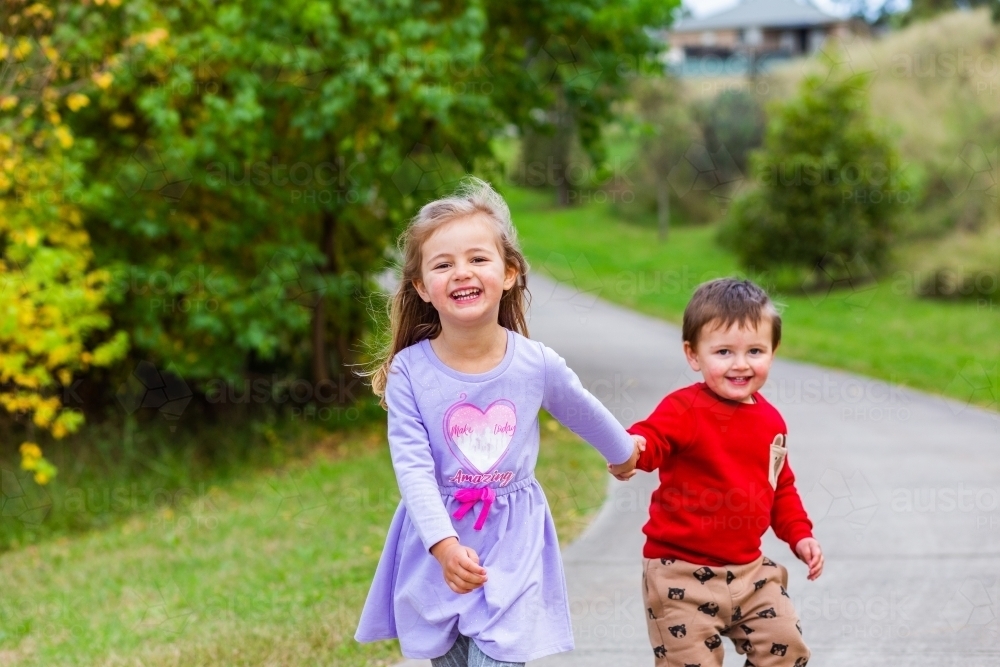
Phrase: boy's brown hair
[{"left": 682, "top": 278, "right": 782, "bottom": 349}]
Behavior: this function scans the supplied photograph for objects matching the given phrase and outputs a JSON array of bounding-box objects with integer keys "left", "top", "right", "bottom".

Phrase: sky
[{"left": 682, "top": 0, "right": 908, "bottom": 19}]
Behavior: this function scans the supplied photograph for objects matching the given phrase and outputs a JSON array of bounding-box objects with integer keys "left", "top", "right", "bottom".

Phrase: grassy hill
[{"left": 763, "top": 9, "right": 1000, "bottom": 273}]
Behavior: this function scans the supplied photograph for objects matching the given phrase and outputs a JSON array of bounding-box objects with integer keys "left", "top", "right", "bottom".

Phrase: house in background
[{"left": 664, "top": 0, "right": 860, "bottom": 75}]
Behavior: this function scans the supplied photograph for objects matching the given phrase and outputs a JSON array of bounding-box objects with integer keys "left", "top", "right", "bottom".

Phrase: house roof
[{"left": 673, "top": 0, "right": 842, "bottom": 31}]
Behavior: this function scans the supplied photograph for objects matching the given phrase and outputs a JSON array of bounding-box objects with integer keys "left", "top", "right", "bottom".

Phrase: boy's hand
[
  {"left": 608, "top": 435, "right": 646, "bottom": 481},
  {"left": 430, "top": 537, "right": 487, "bottom": 594},
  {"left": 794, "top": 537, "right": 824, "bottom": 580}
]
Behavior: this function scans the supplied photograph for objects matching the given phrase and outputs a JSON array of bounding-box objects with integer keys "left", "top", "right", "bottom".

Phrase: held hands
[
  {"left": 794, "top": 537, "right": 824, "bottom": 580},
  {"left": 608, "top": 435, "right": 646, "bottom": 481},
  {"left": 430, "top": 537, "right": 487, "bottom": 594}
]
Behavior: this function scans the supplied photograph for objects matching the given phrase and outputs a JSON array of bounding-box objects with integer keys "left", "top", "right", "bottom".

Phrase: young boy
[{"left": 610, "top": 278, "right": 823, "bottom": 667}]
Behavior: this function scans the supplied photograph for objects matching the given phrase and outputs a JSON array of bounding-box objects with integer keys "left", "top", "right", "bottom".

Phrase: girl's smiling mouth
[{"left": 450, "top": 287, "right": 482, "bottom": 302}]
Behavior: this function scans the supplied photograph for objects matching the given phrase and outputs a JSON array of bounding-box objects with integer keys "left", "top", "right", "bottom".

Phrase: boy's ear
[
  {"left": 412, "top": 278, "right": 432, "bottom": 303},
  {"left": 683, "top": 340, "right": 701, "bottom": 372}
]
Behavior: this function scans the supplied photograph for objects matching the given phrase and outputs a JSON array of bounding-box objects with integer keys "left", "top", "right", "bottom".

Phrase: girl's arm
[
  {"left": 385, "top": 360, "right": 459, "bottom": 552},
  {"left": 540, "top": 345, "right": 634, "bottom": 466}
]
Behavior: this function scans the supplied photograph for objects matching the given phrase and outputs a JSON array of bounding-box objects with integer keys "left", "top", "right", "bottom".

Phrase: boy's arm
[
  {"left": 541, "top": 345, "right": 633, "bottom": 466},
  {"left": 770, "top": 457, "right": 814, "bottom": 554},
  {"left": 626, "top": 392, "right": 690, "bottom": 471}
]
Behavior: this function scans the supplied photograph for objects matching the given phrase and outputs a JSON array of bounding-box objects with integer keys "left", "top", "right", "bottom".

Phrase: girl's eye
[
  {"left": 471, "top": 257, "right": 487, "bottom": 263},
  {"left": 434, "top": 263, "right": 450, "bottom": 270},
  {"left": 717, "top": 349, "right": 730, "bottom": 356}
]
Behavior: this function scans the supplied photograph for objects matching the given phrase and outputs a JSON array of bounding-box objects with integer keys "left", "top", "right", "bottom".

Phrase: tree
[
  {"left": 720, "top": 70, "right": 913, "bottom": 281},
  {"left": 0, "top": 1, "right": 130, "bottom": 482},
  {"left": 629, "top": 76, "right": 699, "bottom": 240},
  {"left": 504, "top": 0, "right": 679, "bottom": 206},
  {"left": 2, "top": 0, "right": 672, "bottom": 483}
]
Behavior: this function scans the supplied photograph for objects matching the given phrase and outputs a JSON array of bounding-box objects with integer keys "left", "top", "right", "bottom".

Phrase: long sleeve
[
  {"left": 541, "top": 344, "right": 633, "bottom": 466},
  {"left": 627, "top": 392, "right": 694, "bottom": 472},
  {"left": 385, "top": 358, "right": 458, "bottom": 552},
  {"left": 770, "top": 456, "right": 814, "bottom": 553}
]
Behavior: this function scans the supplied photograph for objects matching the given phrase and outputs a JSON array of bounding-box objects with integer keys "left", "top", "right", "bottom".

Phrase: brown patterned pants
[{"left": 642, "top": 555, "right": 810, "bottom": 667}]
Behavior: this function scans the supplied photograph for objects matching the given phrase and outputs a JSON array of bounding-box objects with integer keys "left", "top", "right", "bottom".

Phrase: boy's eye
[{"left": 716, "top": 349, "right": 730, "bottom": 356}]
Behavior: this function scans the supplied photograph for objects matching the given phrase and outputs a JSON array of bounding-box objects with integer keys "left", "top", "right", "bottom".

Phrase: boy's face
[{"left": 684, "top": 319, "right": 776, "bottom": 404}]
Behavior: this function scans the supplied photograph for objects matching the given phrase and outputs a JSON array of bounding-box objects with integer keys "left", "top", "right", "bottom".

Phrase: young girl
[{"left": 355, "top": 177, "right": 642, "bottom": 666}]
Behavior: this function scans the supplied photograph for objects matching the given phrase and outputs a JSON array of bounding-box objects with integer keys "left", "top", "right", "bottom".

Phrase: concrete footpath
[{"left": 397, "top": 275, "right": 1000, "bottom": 666}]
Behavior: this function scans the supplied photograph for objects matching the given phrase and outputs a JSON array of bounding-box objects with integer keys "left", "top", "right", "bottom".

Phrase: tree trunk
[
  {"left": 657, "top": 183, "right": 670, "bottom": 242},
  {"left": 312, "top": 209, "right": 338, "bottom": 386},
  {"left": 311, "top": 298, "right": 330, "bottom": 385},
  {"left": 553, "top": 86, "right": 574, "bottom": 207}
]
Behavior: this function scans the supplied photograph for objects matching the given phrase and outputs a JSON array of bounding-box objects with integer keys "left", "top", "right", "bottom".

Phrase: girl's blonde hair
[{"left": 367, "top": 177, "right": 530, "bottom": 406}]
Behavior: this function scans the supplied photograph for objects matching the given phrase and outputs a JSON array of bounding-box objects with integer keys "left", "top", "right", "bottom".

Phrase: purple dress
[{"left": 355, "top": 330, "right": 633, "bottom": 662}]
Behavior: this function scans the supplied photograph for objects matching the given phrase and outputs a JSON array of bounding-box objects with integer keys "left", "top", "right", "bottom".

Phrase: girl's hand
[
  {"left": 430, "top": 537, "right": 487, "bottom": 594},
  {"left": 608, "top": 435, "right": 646, "bottom": 481},
  {"left": 794, "top": 537, "right": 824, "bottom": 580}
]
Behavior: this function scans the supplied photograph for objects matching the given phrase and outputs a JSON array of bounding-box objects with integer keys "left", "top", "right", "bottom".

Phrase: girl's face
[
  {"left": 683, "top": 318, "right": 775, "bottom": 404},
  {"left": 413, "top": 214, "right": 518, "bottom": 330}
]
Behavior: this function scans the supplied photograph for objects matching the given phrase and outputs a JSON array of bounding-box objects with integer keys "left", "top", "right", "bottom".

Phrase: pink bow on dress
[{"left": 452, "top": 486, "right": 496, "bottom": 530}]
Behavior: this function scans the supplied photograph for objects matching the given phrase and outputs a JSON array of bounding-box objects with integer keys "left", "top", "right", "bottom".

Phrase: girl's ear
[
  {"left": 502, "top": 263, "right": 518, "bottom": 291},
  {"left": 412, "top": 278, "right": 432, "bottom": 303}
]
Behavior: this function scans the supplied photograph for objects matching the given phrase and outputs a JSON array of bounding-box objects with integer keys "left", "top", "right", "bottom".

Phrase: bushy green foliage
[
  {"left": 1, "top": 0, "right": 667, "bottom": 479},
  {"left": 720, "top": 71, "right": 915, "bottom": 281}
]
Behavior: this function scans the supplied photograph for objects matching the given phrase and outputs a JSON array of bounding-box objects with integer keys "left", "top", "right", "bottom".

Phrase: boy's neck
[{"left": 701, "top": 382, "right": 758, "bottom": 405}]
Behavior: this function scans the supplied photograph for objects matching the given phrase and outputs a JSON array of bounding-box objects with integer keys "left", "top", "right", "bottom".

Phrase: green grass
[
  {"left": 0, "top": 412, "right": 607, "bottom": 666},
  {"left": 508, "top": 186, "right": 1000, "bottom": 410}
]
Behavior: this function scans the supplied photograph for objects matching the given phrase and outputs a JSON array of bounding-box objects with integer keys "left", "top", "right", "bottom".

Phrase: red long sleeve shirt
[{"left": 627, "top": 383, "right": 814, "bottom": 566}]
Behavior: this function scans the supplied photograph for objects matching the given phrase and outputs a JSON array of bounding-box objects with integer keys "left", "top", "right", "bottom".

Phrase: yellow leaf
[
  {"left": 25, "top": 227, "right": 39, "bottom": 247},
  {"left": 66, "top": 93, "right": 90, "bottom": 112},
  {"left": 111, "top": 113, "right": 134, "bottom": 129},
  {"left": 14, "top": 38, "right": 33, "bottom": 60},
  {"left": 92, "top": 71, "right": 114, "bottom": 90},
  {"left": 0, "top": 96, "right": 19, "bottom": 111},
  {"left": 126, "top": 28, "right": 169, "bottom": 49},
  {"left": 19, "top": 442, "right": 42, "bottom": 460},
  {"left": 54, "top": 126, "right": 73, "bottom": 148}
]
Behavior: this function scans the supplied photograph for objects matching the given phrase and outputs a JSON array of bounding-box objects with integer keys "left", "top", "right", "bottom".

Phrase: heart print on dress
[{"left": 442, "top": 394, "right": 517, "bottom": 473}]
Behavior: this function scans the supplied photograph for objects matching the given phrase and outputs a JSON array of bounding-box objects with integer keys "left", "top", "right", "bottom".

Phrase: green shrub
[{"left": 720, "top": 71, "right": 916, "bottom": 285}]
